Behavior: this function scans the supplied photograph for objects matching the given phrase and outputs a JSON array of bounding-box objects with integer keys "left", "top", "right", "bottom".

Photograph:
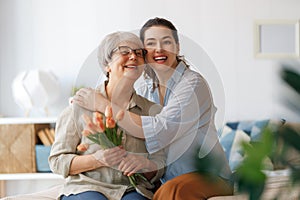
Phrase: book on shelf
[{"left": 37, "top": 128, "right": 54, "bottom": 146}]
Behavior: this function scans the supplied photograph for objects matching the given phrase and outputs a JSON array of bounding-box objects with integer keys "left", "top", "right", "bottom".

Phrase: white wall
[{"left": 1, "top": 0, "right": 300, "bottom": 122}]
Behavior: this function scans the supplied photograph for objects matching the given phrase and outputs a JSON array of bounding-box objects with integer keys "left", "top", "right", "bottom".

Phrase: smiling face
[
  {"left": 106, "top": 41, "right": 145, "bottom": 83},
  {"left": 143, "top": 26, "right": 180, "bottom": 72}
]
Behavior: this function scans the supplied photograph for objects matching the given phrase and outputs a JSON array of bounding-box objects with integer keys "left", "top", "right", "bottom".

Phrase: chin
[
  {"left": 152, "top": 63, "right": 170, "bottom": 71},
  {"left": 124, "top": 74, "right": 141, "bottom": 81}
]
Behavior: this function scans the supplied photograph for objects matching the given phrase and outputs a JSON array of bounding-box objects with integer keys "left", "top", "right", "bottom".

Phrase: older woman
[{"left": 49, "top": 31, "right": 165, "bottom": 200}]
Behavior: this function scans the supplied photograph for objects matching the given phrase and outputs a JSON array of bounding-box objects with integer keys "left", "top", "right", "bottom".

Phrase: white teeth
[
  {"left": 154, "top": 56, "right": 167, "bottom": 61},
  {"left": 125, "top": 66, "right": 137, "bottom": 69}
]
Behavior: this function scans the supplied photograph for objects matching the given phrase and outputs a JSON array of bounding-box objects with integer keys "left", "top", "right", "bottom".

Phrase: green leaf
[
  {"left": 291, "top": 168, "right": 300, "bottom": 183},
  {"left": 87, "top": 134, "right": 101, "bottom": 145},
  {"left": 279, "top": 126, "right": 300, "bottom": 152},
  {"left": 118, "top": 131, "right": 123, "bottom": 145},
  {"left": 112, "top": 128, "right": 117, "bottom": 145},
  {"left": 97, "top": 133, "right": 115, "bottom": 149},
  {"left": 128, "top": 175, "right": 137, "bottom": 187},
  {"left": 281, "top": 67, "right": 300, "bottom": 95},
  {"left": 105, "top": 128, "right": 112, "bottom": 141},
  {"left": 233, "top": 127, "right": 276, "bottom": 199}
]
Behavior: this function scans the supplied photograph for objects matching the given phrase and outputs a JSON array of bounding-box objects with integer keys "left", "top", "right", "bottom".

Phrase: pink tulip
[
  {"left": 93, "top": 112, "right": 104, "bottom": 132},
  {"left": 77, "top": 143, "right": 89, "bottom": 152},
  {"left": 105, "top": 105, "right": 113, "bottom": 118},
  {"left": 82, "top": 129, "right": 92, "bottom": 136},
  {"left": 116, "top": 110, "right": 125, "bottom": 121},
  {"left": 106, "top": 117, "right": 116, "bottom": 128}
]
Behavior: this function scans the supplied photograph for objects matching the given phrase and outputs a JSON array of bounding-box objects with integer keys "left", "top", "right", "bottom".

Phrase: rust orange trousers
[{"left": 153, "top": 172, "right": 233, "bottom": 200}]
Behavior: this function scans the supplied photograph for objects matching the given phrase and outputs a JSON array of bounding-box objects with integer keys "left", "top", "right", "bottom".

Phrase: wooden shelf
[
  {"left": 0, "top": 118, "right": 60, "bottom": 197},
  {"left": 0, "top": 117, "right": 57, "bottom": 125}
]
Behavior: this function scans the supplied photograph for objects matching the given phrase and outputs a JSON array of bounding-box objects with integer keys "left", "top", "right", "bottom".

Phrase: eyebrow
[{"left": 145, "top": 36, "right": 173, "bottom": 41}]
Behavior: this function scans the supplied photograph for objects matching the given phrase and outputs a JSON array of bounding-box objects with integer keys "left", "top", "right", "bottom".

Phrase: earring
[{"left": 105, "top": 66, "right": 111, "bottom": 79}]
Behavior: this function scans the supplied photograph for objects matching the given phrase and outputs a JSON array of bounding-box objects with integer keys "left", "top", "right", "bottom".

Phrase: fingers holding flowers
[
  {"left": 80, "top": 107, "right": 127, "bottom": 166},
  {"left": 93, "top": 147, "right": 127, "bottom": 167},
  {"left": 79, "top": 107, "right": 151, "bottom": 196},
  {"left": 118, "top": 154, "right": 147, "bottom": 176}
]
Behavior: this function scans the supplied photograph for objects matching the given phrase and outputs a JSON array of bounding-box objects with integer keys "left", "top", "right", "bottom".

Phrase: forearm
[
  {"left": 69, "top": 154, "right": 104, "bottom": 175},
  {"left": 118, "top": 107, "right": 145, "bottom": 139},
  {"left": 95, "top": 98, "right": 145, "bottom": 139}
]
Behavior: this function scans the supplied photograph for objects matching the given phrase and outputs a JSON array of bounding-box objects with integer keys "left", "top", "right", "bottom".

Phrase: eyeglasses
[{"left": 112, "top": 46, "right": 147, "bottom": 58}]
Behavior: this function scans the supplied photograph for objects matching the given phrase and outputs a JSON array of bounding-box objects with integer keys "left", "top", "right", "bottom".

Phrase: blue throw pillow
[
  {"left": 250, "top": 119, "right": 270, "bottom": 141},
  {"left": 220, "top": 126, "right": 250, "bottom": 171},
  {"left": 237, "top": 121, "right": 255, "bottom": 135},
  {"left": 219, "top": 126, "right": 234, "bottom": 161},
  {"left": 226, "top": 122, "right": 239, "bottom": 130}
]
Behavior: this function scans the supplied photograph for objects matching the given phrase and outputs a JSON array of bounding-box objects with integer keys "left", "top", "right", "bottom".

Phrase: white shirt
[{"left": 137, "top": 61, "right": 232, "bottom": 182}]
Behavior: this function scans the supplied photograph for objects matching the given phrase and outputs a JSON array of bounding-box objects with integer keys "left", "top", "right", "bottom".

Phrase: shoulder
[
  {"left": 183, "top": 68, "right": 205, "bottom": 83},
  {"left": 135, "top": 76, "right": 153, "bottom": 95},
  {"left": 57, "top": 105, "right": 72, "bottom": 121},
  {"left": 176, "top": 68, "right": 209, "bottom": 92},
  {"left": 56, "top": 104, "right": 92, "bottom": 127}
]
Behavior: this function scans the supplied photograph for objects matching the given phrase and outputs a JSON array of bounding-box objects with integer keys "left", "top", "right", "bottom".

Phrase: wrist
[
  {"left": 91, "top": 153, "right": 105, "bottom": 168},
  {"left": 97, "top": 98, "right": 109, "bottom": 113},
  {"left": 145, "top": 158, "right": 156, "bottom": 172}
]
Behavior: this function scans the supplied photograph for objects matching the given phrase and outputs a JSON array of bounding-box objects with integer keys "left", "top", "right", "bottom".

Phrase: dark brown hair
[
  {"left": 139, "top": 18, "right": 189, "bottom": 90},
  {"left": 140, "top": 17, "right": 179, "bottom": 44}
]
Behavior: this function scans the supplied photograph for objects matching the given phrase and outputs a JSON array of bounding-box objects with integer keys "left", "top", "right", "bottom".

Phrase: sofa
[
  {"left": 2, "top": 119, "right": 300, "bottom": 200},
  {"left": 214, "top": 119, "right": 300, "bottom": 199}
]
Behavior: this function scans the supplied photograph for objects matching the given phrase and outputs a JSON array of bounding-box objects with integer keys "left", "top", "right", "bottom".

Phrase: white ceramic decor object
[
  {"left": 12, "top": 71, "right": 33, "bottom": 116},
  {"left": 12, "top": 69, "right": 60, "bottom": 116}
]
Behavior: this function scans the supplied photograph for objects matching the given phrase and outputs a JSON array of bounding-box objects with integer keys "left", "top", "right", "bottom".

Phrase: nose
[
  {"left": 155, "top": 42, "right": 162, "bottom": 52},
  {"left": 128, "top": 51, "right": 137, "bottom": 60}
]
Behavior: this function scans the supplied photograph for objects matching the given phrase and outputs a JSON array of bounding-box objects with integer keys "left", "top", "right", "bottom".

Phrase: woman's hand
[
  {"left": 72, "top": 88, "right": 108, "bottom": 112},
  {"left": 118, "top": 153, "right": 155, "bottom": 176},
  {"left": 69, "top": 147, "right": 126, "bottom": 175},
  {"left": 93, "top": 146, "right": 127, "bottom": 167}
]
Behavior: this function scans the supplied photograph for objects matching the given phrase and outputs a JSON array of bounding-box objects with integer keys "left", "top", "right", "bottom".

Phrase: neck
[
  {"left": 156, "top": 61, "right": 179, "bottom": 85},
  {"left": 156, "top": 71, "right": 172, "bottom": 86},
  {"left": 106, "top": 78, "right": 135, "bottom": 109},
  {"left": 156, "top": 67, "right": 176, "bottom": 86}
]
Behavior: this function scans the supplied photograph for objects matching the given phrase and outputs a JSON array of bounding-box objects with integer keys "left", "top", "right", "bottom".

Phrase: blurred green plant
[
  {"left": 71, "top": 85, "right": 85, "bottom": 96},
  {"left": 234, "top": 126, "right": 275, "bottom": 200},
  {"left": 194, "top": 65, "right": 300, "bottom": 200},
  {"left": 234, "top": 65, "right": 300, "bottom": 199}
]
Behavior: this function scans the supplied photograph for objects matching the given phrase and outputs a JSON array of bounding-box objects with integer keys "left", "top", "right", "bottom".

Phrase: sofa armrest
[{"left": 208, "top": 194, "right": 248, "bottom": 200}]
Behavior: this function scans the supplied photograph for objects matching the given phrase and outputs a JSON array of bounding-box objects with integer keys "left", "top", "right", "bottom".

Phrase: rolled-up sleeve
[
  {"left": 141, "top": 116, "right": 161, "bottom": 153},
  {"left": 48, "top": 106, "right": 80, "bottom": 178}
]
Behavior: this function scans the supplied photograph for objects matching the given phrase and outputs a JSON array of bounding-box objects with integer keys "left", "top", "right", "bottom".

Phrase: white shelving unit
[
  {"left": 0, "top": 173, "right": 62, "bottom": 180},
  {"left": 0, "top": 117, "right": 61, "bottom": 198},
  {"left": 0, "top": 173, "right": 64, "bottom": 198},
  {"left": 0, "top": 117, "right": 57, "bottom": 124}
]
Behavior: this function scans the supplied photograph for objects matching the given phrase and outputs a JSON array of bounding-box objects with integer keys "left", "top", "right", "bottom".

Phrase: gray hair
[{"left": 98, "top": 31, "right": 144, "bottom": 76}]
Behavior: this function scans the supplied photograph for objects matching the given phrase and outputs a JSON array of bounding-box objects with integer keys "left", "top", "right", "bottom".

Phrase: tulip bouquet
[{"left": 77, "top": 105, "right": 154, "bottom": 199}]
